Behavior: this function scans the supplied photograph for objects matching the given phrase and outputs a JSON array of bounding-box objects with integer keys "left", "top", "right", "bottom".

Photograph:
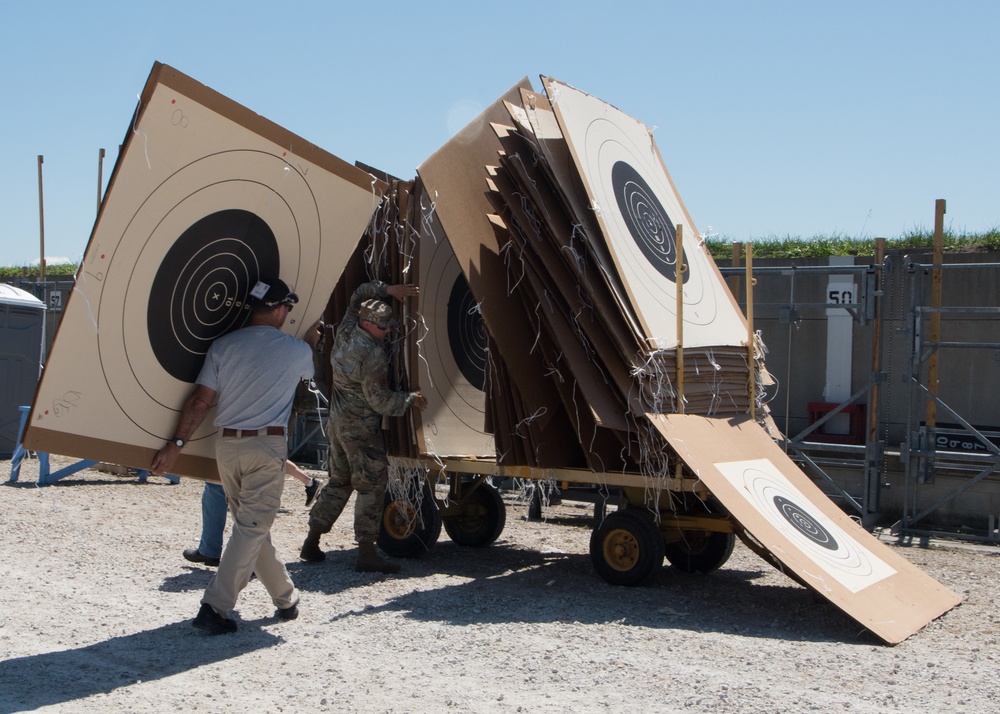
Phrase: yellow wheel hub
[
  {"left": 603, "top": 528, "right": 640, "bottom": 572},
  {"left": 382, "top": 501, "right": 417, "bottom": 540}
]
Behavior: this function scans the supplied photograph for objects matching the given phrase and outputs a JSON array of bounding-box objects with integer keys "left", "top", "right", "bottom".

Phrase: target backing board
[
  {"left": 417, "top": 78, "right": 562, "bottom": 427},
  {"left": 543, "top": 77, "right": 746, "bottom": 351},
  {"left": 414, "top": 206, "right": 494, "bottom": 458},
  {"left": 648, "top": 413, "right": 961, "bottom": 644},
  {"left": 23, "top": 62, "right": 383, "bottom": 480}
]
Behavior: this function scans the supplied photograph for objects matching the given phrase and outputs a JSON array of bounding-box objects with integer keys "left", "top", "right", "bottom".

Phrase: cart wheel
[
  {"left": 443, "top": 482, "right": 506, "bottom": 546},
  {"left": 377, "top": 483, "right": 442, "bottom": 558},
  {"left": 589, "top": 510, "right": 665, "bottom": 586},
  {"left": 664, "top": 531, "right": 735, "bottom": 573}
]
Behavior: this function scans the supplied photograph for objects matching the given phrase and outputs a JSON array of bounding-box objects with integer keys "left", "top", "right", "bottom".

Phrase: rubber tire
[
  {"left": 443, "top": 482, "right": 507, "bottom": 547},
  {"left": 377, "top": 482, "right": 442, "bottom": 558},
  {"left": 663, "top": 531, "right": 736, "bottom": 573},
  {"left": 589, "top": 509, "right": 665, "bottom": 586}
]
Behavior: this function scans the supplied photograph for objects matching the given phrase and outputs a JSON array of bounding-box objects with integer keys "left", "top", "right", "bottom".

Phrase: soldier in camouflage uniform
[{"left": 300, "top": 281, "right": 427, "bottom": 573}]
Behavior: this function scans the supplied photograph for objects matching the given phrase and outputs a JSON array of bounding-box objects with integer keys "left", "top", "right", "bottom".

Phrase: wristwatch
[{"left": 172, "top": 437, "right": 185, "bottom": 448}]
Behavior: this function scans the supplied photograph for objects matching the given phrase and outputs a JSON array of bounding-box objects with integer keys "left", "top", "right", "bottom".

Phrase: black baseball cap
[{"left": 250, "top": 278, "right": 299, "bottom": 308}]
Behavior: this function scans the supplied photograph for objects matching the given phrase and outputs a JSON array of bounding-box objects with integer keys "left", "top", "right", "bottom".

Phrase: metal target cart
[{"left": 378, "top": 455, "right": 737, "bottom": 587}]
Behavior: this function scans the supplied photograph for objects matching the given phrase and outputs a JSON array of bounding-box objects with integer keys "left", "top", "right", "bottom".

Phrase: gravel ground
[{"left": 1, "top": 455, "right": 996, "bottom": 713}]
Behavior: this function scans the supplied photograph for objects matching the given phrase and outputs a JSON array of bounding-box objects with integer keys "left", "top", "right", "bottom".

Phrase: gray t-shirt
[{"left": 197, "top": 325, "right": 314, "bottom": 430}]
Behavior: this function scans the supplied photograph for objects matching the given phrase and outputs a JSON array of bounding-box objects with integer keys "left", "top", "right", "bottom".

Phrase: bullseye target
[
  {"left": 98, "top": 148, "right": 322, "bottom": 440},
  {"left": 147, "top": 209, "right": 277, "bottom": 382},
  {"left": 416, "top": 209, "right": 493, "bottom": 458},
  {"left": 610, "top": 160, "right": 686, "bottom": 284},
  {"left": 543, "top": 77, "right": 745, "bottom": 350},
  {"left": 715, "top": 458, "right": 896, "bottom": 593},
  {"left": 446, "top": 275, "right": 488, "bottom": 390},
  {"left": 772, "top": 495, "right": 838, "bottom": 550},
  {"left": 24, "top": 63, "right": 382, "bottom": 478},
  {"left": 650, "top": 412, "right": 961, "bottom": 645}
]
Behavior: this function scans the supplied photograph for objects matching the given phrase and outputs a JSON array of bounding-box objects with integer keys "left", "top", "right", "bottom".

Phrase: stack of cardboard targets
[
  {"left": 385, "top": 81, "right": 961, "bottom": 645},
  {"left": 389, "top": 77, "right": 767, "bottom": 474}
]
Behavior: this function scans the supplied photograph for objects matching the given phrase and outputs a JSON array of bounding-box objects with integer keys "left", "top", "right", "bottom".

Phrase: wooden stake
[
  {"left": 97, "top": 148, "right": 106, "bottom": 215},
  {"left": 729, "top": 241, "right": 743, "bottom": 297},
  {"left": 869, "top": 237, "right": 886, "bottom": 444},
  {"left": 926, "top": 199, "right": 946, "bottom": 427},
  {"left": 745, "top": 243, "right": 755, "bottom": 419},
  {"left": 676, "top": 224, "right": 685, "bottom": 414}
]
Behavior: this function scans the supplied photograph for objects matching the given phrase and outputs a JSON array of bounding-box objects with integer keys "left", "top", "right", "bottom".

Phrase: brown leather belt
[{"left": 221, "top": 426, "right": 286, "bottom": 437}]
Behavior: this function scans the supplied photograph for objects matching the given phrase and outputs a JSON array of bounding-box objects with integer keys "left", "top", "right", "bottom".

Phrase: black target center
[
  {"left": 611, "top": 160, "right": 687, "bottom": 284},
  {"left": 147, "top": 209, "right": 280, "bottom": 382},
  {"left": 773, "top": 495, "right": 838, "bottom": 550},
  {"left": 446, "top": 274, "right": 486, "bottom": 391}
]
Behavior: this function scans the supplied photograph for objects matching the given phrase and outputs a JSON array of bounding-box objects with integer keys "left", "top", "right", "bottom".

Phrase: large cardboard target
[
  {"left": 714, "top": 458, "right": 896, "bottom": 593},
  {"left": 24, "top": 63, "right": 382, "bottom": 479},
  {"left": 543, "top": 77, "right": 745, "bottom": 351},
  {"left": 649, "top": 413, "right": 961, "bottom": 644},
  {"left": 414, "top": 207, "right": 493, "bottom": 458}
]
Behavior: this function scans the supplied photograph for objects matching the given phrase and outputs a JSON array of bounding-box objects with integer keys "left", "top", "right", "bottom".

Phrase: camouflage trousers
[{"left": 307, "top": 415, "right": 387, "bottom": 543}]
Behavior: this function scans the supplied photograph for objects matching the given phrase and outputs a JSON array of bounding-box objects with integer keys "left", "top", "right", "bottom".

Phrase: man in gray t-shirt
[{"left": 152, "top": 277, "right": 321, "bottom": 635}]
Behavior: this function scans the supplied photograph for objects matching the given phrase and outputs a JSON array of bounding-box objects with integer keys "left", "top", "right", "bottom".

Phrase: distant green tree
[
  {"left": 705, "top": 229, "right": 1000, "bottom": 261},
  {"left": 0, "top": 263, "right": 78, "bottom": 279},
  {"left": 3, "top": 230, "right": 1000, "bottom": 275}
]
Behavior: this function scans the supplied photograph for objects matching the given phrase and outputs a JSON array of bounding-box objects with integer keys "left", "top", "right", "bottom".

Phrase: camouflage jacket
[{"left": 328, "top": 281, "right": 413, "bottom": 424}]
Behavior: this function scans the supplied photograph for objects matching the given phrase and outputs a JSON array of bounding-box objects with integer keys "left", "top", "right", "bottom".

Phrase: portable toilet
[{"left": 0, "top": 284, "right": 46, "bottom": 457}]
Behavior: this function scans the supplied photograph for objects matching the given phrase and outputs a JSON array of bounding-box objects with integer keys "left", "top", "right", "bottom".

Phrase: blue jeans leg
[{"left": 198, "top": 483, "right": 227, "bottom": 559}]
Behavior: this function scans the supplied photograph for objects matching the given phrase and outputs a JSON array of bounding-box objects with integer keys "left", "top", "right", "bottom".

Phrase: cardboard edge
[{"left": 22, "top": 426, "right": 218, "bottom": 481}]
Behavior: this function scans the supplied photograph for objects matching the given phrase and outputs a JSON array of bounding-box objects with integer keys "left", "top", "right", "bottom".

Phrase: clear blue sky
[{"left": 2, "top": 1, "right": 997, "bottom": 264}]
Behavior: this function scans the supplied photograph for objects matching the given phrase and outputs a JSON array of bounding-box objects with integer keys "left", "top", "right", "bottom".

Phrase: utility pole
[
  {"left": 37, "top": 155, "right": 46, "bottom": 283},
  {"left": 97, "top": 148, "right": 106, "bottom": 214}
]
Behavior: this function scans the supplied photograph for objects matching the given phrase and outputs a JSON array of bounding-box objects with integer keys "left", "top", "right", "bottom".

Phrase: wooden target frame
[{"left": 24, "top": 63, "right": 383, "bottom": 479}]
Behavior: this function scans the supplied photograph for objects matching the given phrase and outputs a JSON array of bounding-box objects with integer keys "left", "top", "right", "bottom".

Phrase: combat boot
[
  {"left": 355, "top": 542, "right": 400, "bottom": 574},
  {"left": 299, "top": 528, "right": 326, "bottom": 562}
]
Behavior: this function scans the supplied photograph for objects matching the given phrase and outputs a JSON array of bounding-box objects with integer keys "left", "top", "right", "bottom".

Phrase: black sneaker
[
  {"left": 192, "top": 603, "right": 237, "bottom": 634},
  {"left": 276, "top": 602, "right": 299, "bottom": 621},
  {"left": 183, "top": 548, "right": 220, "bottom": 567},
  {"left": 305, "top": 478, "right": 321, "bottom": 507}
]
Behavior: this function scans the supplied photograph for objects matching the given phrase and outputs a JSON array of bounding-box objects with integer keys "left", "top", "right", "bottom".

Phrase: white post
[{"left": 824, "top": 256, "right": 856, "bottom": 435}]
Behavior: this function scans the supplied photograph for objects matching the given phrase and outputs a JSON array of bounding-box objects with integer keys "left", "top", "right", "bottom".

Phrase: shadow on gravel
[
  {"left": 301, "top": 539, "right": 873, "bottom": 645},
  {"left": 2, "top": 477, "right": 178, "bottom": 490},
  {"left": 0, "top": 620, "right": 281, "bottom": 713},
  {"left": 158, "top": 567, "right": 219, "bottom": 593}
]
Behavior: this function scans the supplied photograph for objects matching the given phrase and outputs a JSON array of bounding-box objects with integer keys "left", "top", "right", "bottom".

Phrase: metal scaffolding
[{"left": 723, "top": 249, "right": 1000, "bottom": 544}]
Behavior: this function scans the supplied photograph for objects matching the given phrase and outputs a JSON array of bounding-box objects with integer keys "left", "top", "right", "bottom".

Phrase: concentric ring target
[
  {"left": 717, "top": 459, "right": 895, "bottom": 592},
  {"left": 583, "top": 117, "right": 714, "bottom": 322},
  {"left": 741, "top": 465, "right": 875, "bottom": 576},
  {"left": 611, "top": 161, "right": 687, "bottom": 284},
  {"left": 97, "top": 149, "right": 321, "bottom": 439},
  {"left": 772, "top": 495, "right": 838, "bottom": 551},
  {"left": 148, "top": 209, "right": 279, "bottom": 382},
  {"left": 417, "top": 214, "right": 492, "bottom": 456},
  {"left": 424, "top": 243, "right": 487, "bottom": 418},
  {"left": 545, "top": 76, "right": 749, "bottom": 348},
  {"left": 446, "top": 274, "right": 487, "bottom": 391}
]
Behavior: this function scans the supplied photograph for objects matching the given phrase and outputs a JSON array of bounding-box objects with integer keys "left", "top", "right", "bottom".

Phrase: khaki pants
[{"left": 202, "top": 433, "right": 298, "bottom": 616}]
